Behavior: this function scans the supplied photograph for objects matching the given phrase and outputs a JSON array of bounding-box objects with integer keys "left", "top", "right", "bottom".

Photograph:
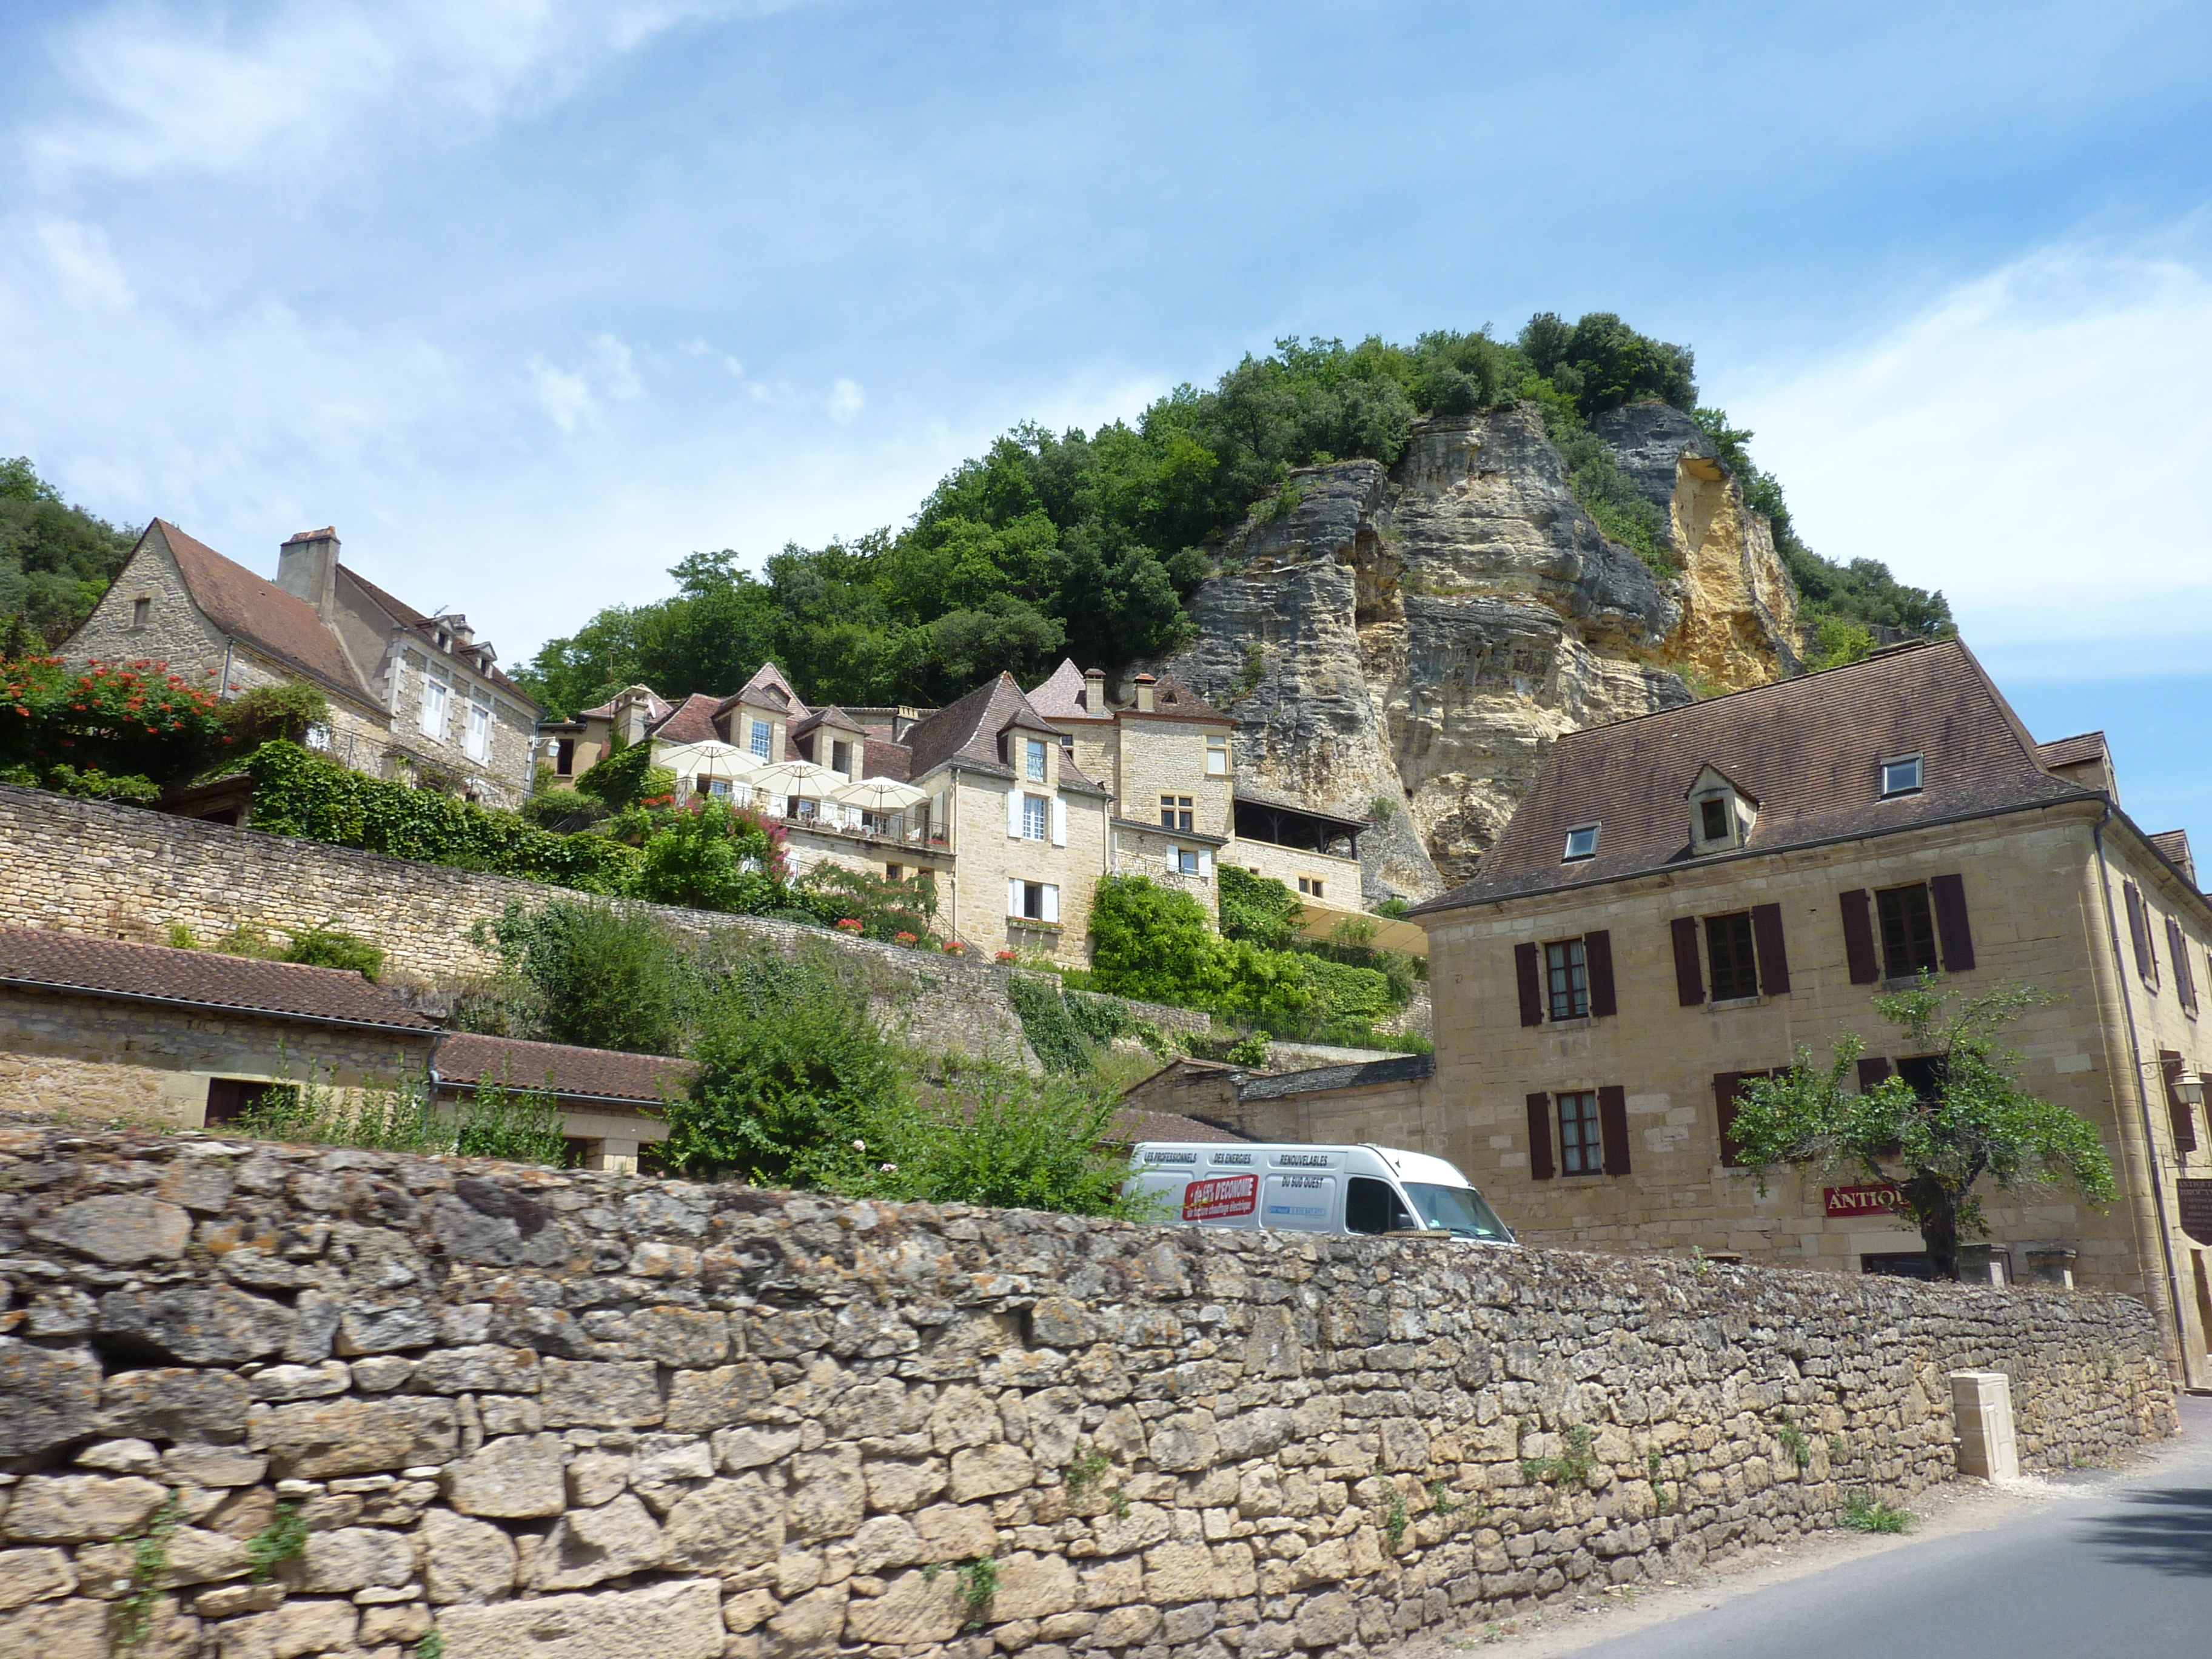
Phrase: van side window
[{"left": 1344, "top": 1177, "right": 1412, "bottom": 1235}]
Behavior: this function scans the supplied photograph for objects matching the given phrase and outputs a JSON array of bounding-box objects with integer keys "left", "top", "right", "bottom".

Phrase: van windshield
[{"left": 1402, "top": 1182, "right": 1513, "bottom": 1242}]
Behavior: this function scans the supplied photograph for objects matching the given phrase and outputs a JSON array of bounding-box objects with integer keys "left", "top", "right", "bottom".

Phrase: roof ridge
[{"left": 1551, "top": 635, "right": 1948, "bottom": 745}]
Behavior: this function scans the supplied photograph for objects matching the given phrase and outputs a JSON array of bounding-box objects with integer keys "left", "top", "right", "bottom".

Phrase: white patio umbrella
[
  {"left": 748, "top": 759, "right": 840, "bottom": 796},
  {"left": 830, "top": 777, "right": 930, "bottom": 813}
]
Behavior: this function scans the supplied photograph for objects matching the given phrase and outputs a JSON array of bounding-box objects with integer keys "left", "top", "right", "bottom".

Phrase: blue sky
[{"left": 2, "top": 1, "right": 2207, "bottom": 844}]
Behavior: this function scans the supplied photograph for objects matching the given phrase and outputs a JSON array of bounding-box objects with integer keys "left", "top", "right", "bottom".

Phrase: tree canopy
[
  {"left": 1, "top": 457, "right": 138, "bottom": 649},
  {"left": 1726, "top": 977, "right": 2114, "bottom": 1279}
]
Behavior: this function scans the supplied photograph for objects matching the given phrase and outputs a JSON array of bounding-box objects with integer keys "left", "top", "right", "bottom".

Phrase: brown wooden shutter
[
  {"left": 1857, "top": 1056, "right": 1894, "bottom": 1091},
  {"left": 1585, "top": 930, "right": 1617, "bottom": 1017},
  {"left": 1840, "top": 890, "right": 1879, "bottom": 984},
  {"left": 1929, "top": 873, "right": 1975, "bottom": 972},
  {"left": 1515, "top": 943, "right": 1543, "bottom": 1027},
  {"left": 2162, "top": 1050, "right": 2197, "bottom": 1153},
  {"left": 2163, "top": 917, "right": 2197, "bottom": 1012},
  {"left": 1749, "top": 903, "right": 1791, "bottom": 996},
  {"left": 1713, "top": 1072, "right": 1746, "bottom": 1168},
  {"left": 1671, "top": 917, "right": 1705, "bottom": 1006},
  {"left": 2124, "top": 882, "right": 2157, "bottom": 984},
  {"left": 1598, "top": 1085, "right": 1632, "bottom": 1176},
  {"left": 1526, "top": 1093, "right": 1555, "bottom": 1179}
]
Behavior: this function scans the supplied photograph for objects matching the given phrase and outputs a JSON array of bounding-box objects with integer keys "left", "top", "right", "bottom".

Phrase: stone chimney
[
  {"left": 277, "top": 526, "right": 340, "bottom": 620},
  {"left": 1083, "top": 666, "right": 1107, "bottom": 712},
  {"left": 1132, "top": 672, "right": 1156, "bottom": 714}
]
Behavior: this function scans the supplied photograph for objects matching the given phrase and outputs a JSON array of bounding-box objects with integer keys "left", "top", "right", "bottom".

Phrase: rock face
[{"left": 1147, "top": 401, "right": 1804, "bottom": 895}]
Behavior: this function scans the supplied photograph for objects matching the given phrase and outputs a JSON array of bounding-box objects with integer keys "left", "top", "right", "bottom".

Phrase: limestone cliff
[{"left": 1141, "top": 401, "right": 1803, "bottom": 899}]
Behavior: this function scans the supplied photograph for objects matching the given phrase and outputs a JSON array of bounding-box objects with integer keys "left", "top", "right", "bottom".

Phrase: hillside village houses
[
  {"left": 537, "top": 658, "right": 1373, "bottom": 964},
  {"left": 1377, "top": 638, "right": 2212, "bottom": 1386},
  {"left": 64, "top": 519, "right": 543, "bottom": 809}
]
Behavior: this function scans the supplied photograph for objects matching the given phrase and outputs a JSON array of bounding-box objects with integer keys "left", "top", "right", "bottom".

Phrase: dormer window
[
  {"left": 1686, "top": 766, "right": 1757, "bottom": 855},
  {"left": 1882, "top": 755, "right": 1923, "bottom": 799},
  {"left": 1563, "top": 824, "right": 1599, "bottom": 863}
]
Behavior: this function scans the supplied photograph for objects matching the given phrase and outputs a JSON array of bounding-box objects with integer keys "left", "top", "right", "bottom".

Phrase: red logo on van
[{"left": 1182, "top": 1175, "right": 1258, "bottom": 1221}]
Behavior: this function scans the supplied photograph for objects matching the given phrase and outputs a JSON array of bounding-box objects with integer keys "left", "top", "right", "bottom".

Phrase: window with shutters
[
  {"left": 1557, "top": 1091, "right": 1603, "bottom": 1175},
  {"left": 1545, "top": 939, "right": 1589, "bottom": 1021},
  {"left": 1713, "top": 1070, "right": 1774, "bottom": 1168},
  {"left": 1706, "top": 911, "right": 1760, "bottom": 1001},
  {"left": 1897, "top": 1054, "right": 1948, "bottom": 1103},
  {"left": 1875, "top": 883, "right": 1939, "bottom": 979},
  {"left": 419, "top": 668, "right": 450, "bottom": 740},
  {"left": 464, "top": 695, "right": 492, "bottom": 763},
  {"left": 2168, "top": 917, "right": 2200, "bottom": 1014},
  {"left": 1011, "top": 880, "right": 1060, "bottom": 923},
  {"left": 1172, "top": 848, "right": 1199, "bottom": 877},
  {"left": 1160, "top": 794, "right": 1193, "bottom": 830},
  {"left": 1021, "top": 794, "right": 1048, "bottom": 841}
]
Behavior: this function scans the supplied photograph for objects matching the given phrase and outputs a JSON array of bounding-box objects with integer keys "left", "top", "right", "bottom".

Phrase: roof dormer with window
[{"left": 1686, "top": 766, "right": 1757, "bottom": 856}]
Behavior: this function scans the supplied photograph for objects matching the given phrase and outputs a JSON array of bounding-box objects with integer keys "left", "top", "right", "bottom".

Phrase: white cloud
[
  {"left": 591, "top": 335, "right": 644, "bottom": 403},
  {"left": 35, "top": 220, "right": 133, "bottom": 309},
  {"left": 1728, "top": 235, "right": 2212, "bottom": 681},
  {"left": 20, "top": 0, "right": 814, "bottom": 186},
  {"left": 528, "top": 357, "right": 596, "bottom": 432},
  {"left": 825, "top": 377, "right": 865, "bottom": 423}
]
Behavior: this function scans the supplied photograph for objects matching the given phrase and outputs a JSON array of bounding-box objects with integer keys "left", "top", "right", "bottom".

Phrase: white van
[{"left": 1127, "top": 1141, "right": 1515, "bottom": 1244}]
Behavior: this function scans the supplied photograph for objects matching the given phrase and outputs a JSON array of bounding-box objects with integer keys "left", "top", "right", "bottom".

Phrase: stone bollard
[{"left": 1949, "top": 1369, "right": 2020, "bottom": 1480}]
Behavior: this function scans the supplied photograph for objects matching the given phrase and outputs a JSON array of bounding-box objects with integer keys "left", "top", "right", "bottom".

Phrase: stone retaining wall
[
  {"left": 0, "top": 786, "right": 1232, "bottom": 1069},
  {"left": 0, "top": 1122, "right": 2174, "bottom": 1659}
]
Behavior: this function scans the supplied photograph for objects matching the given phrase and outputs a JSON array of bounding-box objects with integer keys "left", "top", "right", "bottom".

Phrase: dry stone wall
[
  {"left": 0, "top": 785, "right": 1205, "bottom": 1069},
  {"left": 0, "top": 1122, "right": 2175, "bottom": 1659}
]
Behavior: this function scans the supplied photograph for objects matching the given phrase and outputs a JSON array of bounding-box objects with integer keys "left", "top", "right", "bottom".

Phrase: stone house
[
  {"left": 1402, "top": 637, "right": 2212, "bottom": 1385},
  {"left": 429, "top": 1032, "right": 689, "bottom": 1173},
  {"left": 65, "top": 520, "right": 541, "bottom": 808},
  {"left": 1118, "top": 1051, "right": 1438, "bottom": 1150},
  {"left": 532, "top": 657, "right": 1373, "bottom": 966}
]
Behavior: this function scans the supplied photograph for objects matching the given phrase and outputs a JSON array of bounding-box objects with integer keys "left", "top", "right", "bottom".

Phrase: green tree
[
  {"left": 1217, "top": 863, "right": 1303, "bottom": 952},
  {"left": 1727, "top": 978, "right": 2116, "bottom": 1280},
  {"left": 0, "top": 458, "right": 138, "bottom": 645},
  {"left": 631, "top": 798, "right": 786, "bottom": 913},
  {"left": 488, "top": 899, "right": 690, "bottom": 1055}
]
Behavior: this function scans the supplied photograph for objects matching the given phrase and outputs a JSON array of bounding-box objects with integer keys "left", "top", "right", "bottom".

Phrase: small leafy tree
[
  {"left": 630, "top": 797, "right": 786, "bottom": 913},
  {"left": 1728, "top": 977, "right": 2116, "bottom": 1280},
  {"left": 223, "top": 682, "right": 330, "bottom": 749},
  {"left": 488, "top": 899, "right": 689, "bottom": 1054}
]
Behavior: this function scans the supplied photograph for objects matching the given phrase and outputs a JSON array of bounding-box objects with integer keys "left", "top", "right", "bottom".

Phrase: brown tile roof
[
  {"left": 2036, "top": 731, "right": 2108, "bottom": 771},
  {"left": 904, "top": 673, "right": 1060, "bottom": 780},
  {"left": 0, "top": 925, "right": 436, "bottom": 1032},
  {"left": 791, "top": 706, "right": 867, "bottom": 739},
  {"left": 862, "top": 737, "right": 912, "bottom": 782},
  {"left": 1141, "top": 675, "right": 1233, "bottom": 725},
  {"left": 2149, "top": 830, "right": 2197, "bottom": 888},
  {"left": 151, "top": 521, "right": 369, "bottom": 702},
  {"left": 434, "top": 1033, "right": 692, "bottom": 1105},
  {"left": 730, "top": 662, "right": 808, "bottom": 718},
  {"left": 1026, "top": 660, "right": 1101, "bottom": 720},
  {"left": 1419, "top": 638, "right": 2093, "bottom": 913},
  {"left": 649, "top": 692, "right": 724, "bottom": 745},
  {"left": 1110, "top": 1107, "right": 1251, "bottom": 1144},
  {"left": 578, "top": 687, "right": 673, "bottom": 723}
]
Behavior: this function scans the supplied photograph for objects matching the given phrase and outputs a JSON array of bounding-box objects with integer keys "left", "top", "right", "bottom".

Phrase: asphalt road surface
[{"left": 1473, "top": 1393, "right": 2212, "bottom": 1659}]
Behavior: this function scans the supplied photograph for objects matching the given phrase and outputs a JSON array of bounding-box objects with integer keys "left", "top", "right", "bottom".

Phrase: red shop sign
[
  {"left": 1182, "top": 1174, "right": 1258, "bottom": 1222},
  {"left": 1825, "top": 1184, "right": 1905, "bottom": 1218}
]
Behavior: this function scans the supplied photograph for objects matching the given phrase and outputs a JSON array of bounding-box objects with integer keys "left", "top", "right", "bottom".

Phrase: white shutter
[
  {"left": 1007, "top": 789, "right": 1022, "bottom": 839},
  {"left": 1042, "top": 883, "right": 1060, "bottom": 923},
  {"left": 1007, "top": 878, "right": 1022, "bottom": 916},
  {"left": 1051, "top": 796, "right": 1067, "bottom": 846},
  {"left": 1198, "top": 849, "right": 1212, "bottom": 877}
]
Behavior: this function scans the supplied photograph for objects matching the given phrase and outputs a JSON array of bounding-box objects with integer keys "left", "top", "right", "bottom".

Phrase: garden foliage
[{"left": 0, "top": 654, "right": 232, "bottom": 791}]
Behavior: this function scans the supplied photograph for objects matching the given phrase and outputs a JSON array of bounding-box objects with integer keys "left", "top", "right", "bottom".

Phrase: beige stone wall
[
  {"left": 0, "top": 1124, "right": 2174, "bottom": 1659},
  {"left": 0, "top": 987, "right": 431, "bottom": 1128},
  {"left": 0, "top": 784, "right": 1037, "bottom": 1068},
  {"left": 1113, "top": 715, "right": 1235, "bottom": 839},
  {"left": 1229, "top": 1077, "right": 1437, "bottom": 1151},
  {"left": 1228, "top": 839, "right": 1364, "bottom": 910},
  {"left": 940, "top": 772, "right": 1109, "bottom": 966},
  {"left": 1416, "top": 799, "right": 2210, "bottom": 1379},
  {"left": 385, "top": 643, "right": 538, "bottom": 808},
  {"left": 66, "top": 531, "right": 230, "bottom": 676}
]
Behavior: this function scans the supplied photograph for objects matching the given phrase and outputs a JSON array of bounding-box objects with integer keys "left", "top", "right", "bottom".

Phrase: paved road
[{"left": 1551, "top": 1393, "right": 2212, "bottom": 1659}]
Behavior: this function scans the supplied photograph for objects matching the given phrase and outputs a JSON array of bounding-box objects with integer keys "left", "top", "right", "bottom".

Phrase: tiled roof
[
  {"left": 1418, "top": 638, "right": 2091, "bottom": 913},
  {"left": 0, "top": 925, "right": 437, "bottom": 1032},
  {"left": 434, "top": 1033, "right": 692, "bottom": 1105},
  {"left": 152, "top": 521, "right": 369, "bottom": 701},
  {"left": 792, "top": 706, "right": 867, "bottom": 739},
  {"left": 905, "top": 673, "right": 1065, "bottom": 780},
  {"left": 1110, "top": 1107, "right": 1251, "bottom": 1144},
  {"left": 578, "top": 687, "right": 673, "bottom": 723},
  {"left": 731, "top": 662, "right": 808, "bottom": 719},
  {"left": 1140, "top": 675, "right": 1233, "bottom": 725},
  {"left": 2149, "top": 830, "right": 2197, "bottom": 888},
  {"left": 1236, "top": 1052, "right": 1434, "bottom": 1101},
  {"left": 862, "top": 737, "right": 912, "bottom": 782},
  {"left": 1027, "top": 660, "right": 1104, "bottom": 721},
  {"left": 649, "top": 692, "right": 724, "bottom": 745},
  {"left": 2036, "top": 731, "right": 2108, "bottom": 771}
]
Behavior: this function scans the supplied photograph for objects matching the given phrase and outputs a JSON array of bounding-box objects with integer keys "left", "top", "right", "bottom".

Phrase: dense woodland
[{"left": 2, "top": 311, "right": 1952, "bottom": 713}]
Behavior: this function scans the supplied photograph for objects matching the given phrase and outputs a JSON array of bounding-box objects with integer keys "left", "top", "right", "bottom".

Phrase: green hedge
[
  {"left": 246, "top": 742, "right": 638, "bottom": 892},
  {"left": 1300, "top": 954, "right": 1398, "bottom": 1025}
]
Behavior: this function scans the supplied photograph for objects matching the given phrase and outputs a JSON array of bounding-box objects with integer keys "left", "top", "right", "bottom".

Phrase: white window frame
[
  {"left": 1205, "top": 736, "right": 1229, "bottom": 777},
  {"left": 1025, "top": 737, "right": 1048, "bottom": 782},
  {"left": 1050, "top": 796, "right": 1067, "bottom": 846},
  {"left": 419, "top": 668, "right": 450, "bottom": 741},
  {"left": 1021, "top": 793, "right": 1048, "bottom": 842},
  {"left": 750, "top": 717, "right": 773, "bottom": 759},
  {"left": 464, "top": 694, "right": 492, "bottom": 763}
]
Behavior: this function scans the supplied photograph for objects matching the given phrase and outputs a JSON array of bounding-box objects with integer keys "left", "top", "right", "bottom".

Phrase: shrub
[
  {"left": 246, "top": 742, "right": 638, "bottom": 891},
  {"left": 276, "top": 924, "right": 384, "bottom": 981},
  {"left": 223, "top": 682, "right": 330, "bottom": 749},
  {"left": 1088, "top": 874, "right": 1231, "bottom": 1007},
  {"left": 789, "top": 863, "right": 940, "bottom": 942},
  {"left": 574, "top": 736, "right": 672, "bottom": 809},
  {"left": 1217, "top": 863, "right": 1302, "bottom": 953},
  {"left": 1006, "top": 973, "right": 1090, "bottom": 1074},
  {"left": 662, "top": 949, "right": 905, "bottom": 1188},
  {"left": 520, "top": 786, "right": 601, "bottom": 830},
  {"left": 454, "top": 1064, "right": 571, "bottom": 1164},
  {"left": 873, "top": 1060, "right": 1147, "bottom": 1217},
  {"left": 1299, "top": 954, "right": 1396, "bottom": 1024},
  {"left": 629, "top": 797, "right": 786, "bottom": 913},
  {"left": 485, "top": 899, "right": 689, "bottom": 1055},
  {"left": 0, "top": 654, "right": 230, "bottom": 782}
]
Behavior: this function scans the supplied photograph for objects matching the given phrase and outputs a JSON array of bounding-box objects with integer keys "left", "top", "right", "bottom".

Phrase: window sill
[
  {"left": 1007, "top": 917, "right": 1062, "bottom": 932},
  {"left": 1708, "top": 994, "right": 1764, "bottom": 1011},
  {"left": 1544, "top": 1015, "right": 1592, "bottom": 1030},
  {"left": 1880, "top": 974, "right": 1938, "bottom": 990}
]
